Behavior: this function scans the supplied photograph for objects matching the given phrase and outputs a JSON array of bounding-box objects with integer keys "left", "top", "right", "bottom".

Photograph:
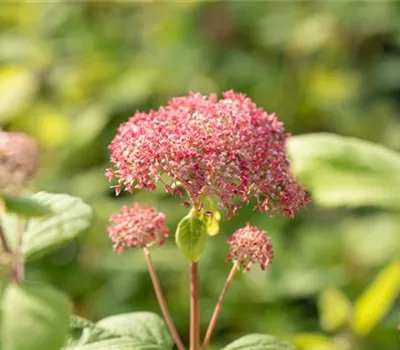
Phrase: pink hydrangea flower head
[
  {"left": 108, "top": 203, "right": 169, "bottom": 253},
  {"left": 107, "top": 90, "right": 309, "bottom": 217},
  {"left": 227, "top": 224, "right": 274, "bottom": 272}
]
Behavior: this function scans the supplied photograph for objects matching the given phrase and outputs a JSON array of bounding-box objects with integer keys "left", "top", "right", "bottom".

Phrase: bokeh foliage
[{"left": 0, "top": 2, "right": 399, "bottom": 349}]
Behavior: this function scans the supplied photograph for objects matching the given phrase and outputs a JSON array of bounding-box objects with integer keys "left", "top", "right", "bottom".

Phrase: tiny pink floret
[
  {"left": 227, "top": 224, "right": 274, "bottom": 272},
  {"left": 107, "top": 203, "right": 169, "bottom": 253},
  {"left": 107, "top": 90, "right": 309, "bottom": 218}
]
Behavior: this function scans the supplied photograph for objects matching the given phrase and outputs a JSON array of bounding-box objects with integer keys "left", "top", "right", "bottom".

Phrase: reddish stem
[
  {"left": 202, "top": 264, "right": 238, "bottom": 349},
  {"left": 0, "top": 225, "right": 11, "bottom": 253},
  {"left": 190, "top": 262, "right": 199, "bottom": 350},
  {"left": 143, "top": 247, "right": 186, "bottom": 350}
]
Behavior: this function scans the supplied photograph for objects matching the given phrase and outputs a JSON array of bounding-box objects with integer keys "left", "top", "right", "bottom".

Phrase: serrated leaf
[
  {"left": 223, "top": 334, "right": 297, "bottom": 350},
  {"left": 175, "top": 211, "right": 207, "bottom": 262},
  {"left": 352, "top": 259, "right": 400, "bottom": 336},
  {"left": 1, "top": 283, "right": 70, "bottom": 350},
  {"left": 96, "top": 312, "right": 173, "bottom": 349},
  {"left": 65, "top": 315, "right": 120, "bottom": 347},
  {"left": 3, "top": 194, "right": 53, "bottom": 217},
  {"left": 70, "top": 315, "right": 97, "bottom": 330},
  {"left": 66, "top": 338, "right": 165, "bottom": 350},
  {"left": 64, "top": 313, "right": 173, "bottom": 350},
  {"left": 5, "top": 192, "right": 94, "bottom": 261},
  {"left": 318, "top": 288, "right": 351, "bottom": 331},
  {"left": 287, "top": 133, "right": 400, "bottom": 210}
]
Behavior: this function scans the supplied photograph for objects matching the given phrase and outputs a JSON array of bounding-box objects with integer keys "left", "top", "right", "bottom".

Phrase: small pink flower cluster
[
  {"left": 107, "top": 203, "right": 169, "bottom": 253},
  {"left": 106, "top": 90, "right": 309, "bottom": 218},
  {"left": 227, "top": 224, "right": 274, "bottom": 271}
]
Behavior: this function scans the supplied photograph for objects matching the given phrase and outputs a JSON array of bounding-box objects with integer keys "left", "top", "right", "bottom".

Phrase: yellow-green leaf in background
[
  {"left": 287, "top": 133, "right": 400, "bottom": 210},
  {"left": 288, "top": 14, "right": 335, "bottom": 55},
  {"left": 72, "top": 104, "right": 109, "bottom": 148},
  {"left": 35, "top": 107, "right": 70, "bottom": 148},
  {"left": 0, "top": 65, "right": 36, "bottom": 122},
  {"left": 352, "top": 259, "right": 400, "bottom": 336},
  {"left": 292, "top": 333, "right": 335, "bottom": 350},
  {"left": 205, "top": 210, "right": 221, "bottom": 236},
  {"left": 318, "top": 288, "right": 352, "bottom": 331},
  {"left": 308, "top": 67, "right": 359, "bottom": 105}
]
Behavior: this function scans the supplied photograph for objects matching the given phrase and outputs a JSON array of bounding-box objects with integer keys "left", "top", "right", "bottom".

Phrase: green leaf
[
  {"left": 1, "top": 283, "right": 70, "bottom": 350},
  {"left": 12, "top": 192, "right": 93, "bottom": 261},
  {"left": 287, "top": 133, "right": 400, "bottom": 210},
  {"left": 65, "top": 315, "right": 120, "bottom": 347},
  {"left": 318, "top": 288, "right": 351, "bottom": 331},
  {"left": 175, "top": 210, "right": 207, "bottom": 262},
  {"left": 3, "top": 194, "right": 53, "bottom": 217},
  {"left": 72, "top": 104, "right": 109, "bottom": 148},
  {"left": 70, "top": 315, "right": 97, "bottom": 330},
  {"left": 67, "top": 338, "right": 165, "bottom": 350},
  {"left": 223, "top": 334, "right": 297, "bottom": 350},
  {"left": 0, "top": 66, "right": 37, "bottom": 123},
  {"left": 352, "top": 259, "right": 400, "bottom": 336},
  {"left": 340, "top": 214, "right": 400, "bottom": 267},
  {"left": 64, "top": 312, "right": 173, "bottom": 350},
  {"left": 96, "top": 312, "right": 173, "bottom": 349}
]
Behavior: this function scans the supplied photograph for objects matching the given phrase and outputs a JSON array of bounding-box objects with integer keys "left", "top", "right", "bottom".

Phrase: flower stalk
[
  {"left": 143, "top": 247, "right": 186, "bottom": 350},
  {"left": 190, "top": 262, "right": 200, "bottom": 350},
  {"left": 202, "top": 264, "right": 238, "bottom": 350}
]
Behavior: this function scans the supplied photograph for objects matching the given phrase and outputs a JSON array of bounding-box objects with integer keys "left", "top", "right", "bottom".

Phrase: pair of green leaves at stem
[
  {"left": 175, "top": 208, "right": 221, "bottom": 262},
  {"left": 66, "top": 311, "right": 296, "bottom": 350}
]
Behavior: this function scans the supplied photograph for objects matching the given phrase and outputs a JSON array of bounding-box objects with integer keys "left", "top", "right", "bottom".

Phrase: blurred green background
[{"left": 1, "top": 1, "right": 399, "bottom": 349}]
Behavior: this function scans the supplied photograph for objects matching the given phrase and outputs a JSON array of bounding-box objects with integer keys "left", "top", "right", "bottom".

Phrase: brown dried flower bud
[{"left": 0, "top": 130, "right": 39, "bottom": 193}]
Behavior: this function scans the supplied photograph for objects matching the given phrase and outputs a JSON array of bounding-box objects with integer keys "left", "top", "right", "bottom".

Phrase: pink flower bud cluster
[
  {"left": 107, "top": 203, "right": 169, "bottom": 253},
  {"left": 107, "top": 90, "right": 309, "bottom": 218},
  {"left": 227, "top": 224, "right": 274, "bottom": 271}
]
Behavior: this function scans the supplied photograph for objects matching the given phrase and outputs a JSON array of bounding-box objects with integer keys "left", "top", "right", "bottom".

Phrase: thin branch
[
  {"left": 202, "top": 264, "right": 238, "bottom": 350},
  {"left": 143, "top": 247, "right": 186, "bottom": 350},
  {"left": 0, "top": 201, "right": 10, "bottom": 253},
  {"left": 13, "top": 217, "right": 24, "bottom": 285},
  {"left": 190, "top": 262, "right": 199, "bottom": 350},
  {"left": 0, "top": 224, "right": 11, "bottom": 253}
]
